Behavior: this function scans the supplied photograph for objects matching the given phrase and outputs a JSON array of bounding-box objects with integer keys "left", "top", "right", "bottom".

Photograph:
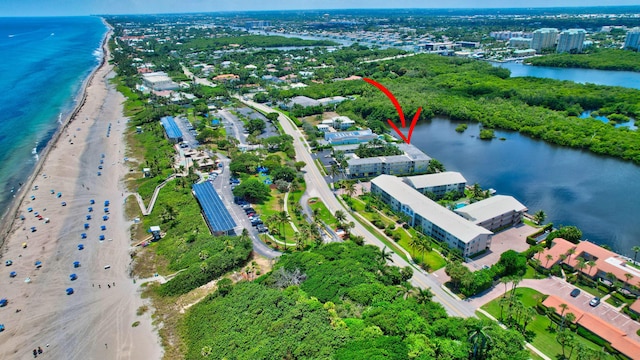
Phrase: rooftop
[
  {"left": 324, "top": 129, "right": 374, "bottom": 140},
  {"left": 540, "top": 238, "right": 640, "bottom": 284},
  {"left": 404, "top": 171, "right": 467, "bottom": 189},
  {"left": 160, "top": 116, "right": 183, "bottom": 140},
  {"left": 192, "top": 182, "right": 236, "bottom": 233},
  {"left": 289, "top": 95, "right": 320, "bottom": 107},
  {"left": 371, "top": 175, "right": 492, "bottom": 243},
  {"left": 455, "top": 195, "right": 528, "bottom": 224},
  {"left": 543, "top": 295, "right": 640, "bottom": 359}
]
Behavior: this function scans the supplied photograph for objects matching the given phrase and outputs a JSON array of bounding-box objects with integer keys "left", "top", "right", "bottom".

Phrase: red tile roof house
[
  {"left": 539, "top": 238, "right": 640, "bottom": 295},
  {"left": 543, "top": 295, "right": 640, "bottom": 359}
]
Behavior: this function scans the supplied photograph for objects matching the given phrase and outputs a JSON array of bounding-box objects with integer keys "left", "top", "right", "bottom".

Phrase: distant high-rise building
[
  {"left": 509, "top": 37, "right": 533, "bottom": 49},
  {"left": 557, "top": 29, "right": 586, "bottom": 53},
  {"left": 624, "top": 27, "right": 640, "bottom": 50},
  {"left": 531, "top": 28, "right": 558, "bottom": 52}
]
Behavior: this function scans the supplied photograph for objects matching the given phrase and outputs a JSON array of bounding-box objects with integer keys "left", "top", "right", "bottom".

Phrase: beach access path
[{"left": 0, "top": 29, "right": 162, "bottom": 360}]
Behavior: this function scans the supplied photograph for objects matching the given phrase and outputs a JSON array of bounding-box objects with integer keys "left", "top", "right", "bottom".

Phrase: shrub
[{"left": 132, "top": 321, "right": 140, "bottom": 327}]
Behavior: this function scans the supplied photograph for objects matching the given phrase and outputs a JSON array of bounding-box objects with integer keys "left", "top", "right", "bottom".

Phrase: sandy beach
[{"left": 0, "top": 25, "right": 162, "bottom": 359}]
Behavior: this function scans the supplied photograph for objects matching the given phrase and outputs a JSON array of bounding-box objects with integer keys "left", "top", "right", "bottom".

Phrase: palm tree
[
  {"left": 533, "top": 210, "right": 546, "bottom": 225},
  {"left": 500, "top": 276, "right": 511, "bottom": 297},
  {"left": 559, "top": 303, "right": 569, "bottom": 329},
  {"left": 408, "top": 236, "right": 420, "bottom": 258},
  {"left": 345, "top": 182, "right": 356, "bottom": 198},
  {"left": 522, "top": 307, "right": 537, "bottom": 334},
  {"left": 334, "top": 210, "right": 347, "bottom": 227},
  {"left": 416, "top": 236, "right": 432, "bottom": 265},
  {"left": 633, "top": 245, "right": 640, "bottom": 265},
  {"left": 468, "top": 326, "right": 492, "bottom": 360},
  {"left": 499, "top": 296, "right": 510, "bottom": 321},
  {"left": 565, "top": 312, "right": 576, "bottom": 328},
  {"left": 624, "top": 273, "right": 634, "bottom": 289},
  {"left": 294, "top": 231, "right": 305, "bottom": 251},
  {"left": 278, "top": 211, "right": 290, "bottom": 249},
  {"left": 545, "top": 306, "right": 556, "bottom": 330},
  {"left": 378, "top": 246, "right": 393, "bottom": 265},
  {"left": 545, "top": 254, "right": 554, "bottom": 268},
  {"left": 510, "top": 276, "right": 522, "bottom": 299},
  {"left": 397, "top": 281, "right": 415, "bottom": 300},
  {"left": 576, "top": 257, "right": 587, "bottom": 280},
  {"left": 415, "top": 288, "right": 434, "bottom": 304},
  {"left": 586, "top": 260, "right": 596, "bottom": 278},
  {"left": 566, "top": 247, "right": 576, "bottom": 265}
]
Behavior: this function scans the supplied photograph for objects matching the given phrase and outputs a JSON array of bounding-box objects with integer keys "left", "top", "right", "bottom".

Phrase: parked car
[
  {"left": 589, "top": 297, "right": 600, "bottom": 307},
  {"left": 256, "top": 225, "right": 268, "bottom": 233},
  {"left": 570, "top": 289, "right": 580, "bottom": 298}
]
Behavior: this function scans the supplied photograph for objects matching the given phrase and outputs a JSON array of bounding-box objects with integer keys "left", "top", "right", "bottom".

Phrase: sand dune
[{"left": 0, "top": 27, "right": 162, "bottom": 360}]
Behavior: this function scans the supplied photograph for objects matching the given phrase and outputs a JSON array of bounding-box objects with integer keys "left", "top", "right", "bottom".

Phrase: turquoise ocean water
[{"left": 0, "top": 17, "right": 106, "bottom": 217}]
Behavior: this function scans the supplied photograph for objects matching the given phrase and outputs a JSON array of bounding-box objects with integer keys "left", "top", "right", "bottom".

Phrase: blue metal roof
[
  {"left": 192, "top": 182, "right": 236, "bottom": 234},
  {"left": 160, "top": 116, "right": 183, "bottom": 140}
]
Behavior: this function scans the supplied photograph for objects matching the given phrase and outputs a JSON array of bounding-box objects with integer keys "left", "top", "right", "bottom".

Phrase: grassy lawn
[
  {"left": 523, "top": 264, "right": 540, "bottom": 279},
  {"left": 482, "top": 288, "right": 610, "bottom": 359},
  {"left": 308, "top": 198, "right": 336, "bottom": 226},
  {"left": 351, "top": 196, "right": 445, "bottom": 271}
]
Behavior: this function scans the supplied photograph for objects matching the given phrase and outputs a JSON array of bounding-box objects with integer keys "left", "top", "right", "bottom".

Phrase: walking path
[
  {"left": 133, "top": 174, "right": 177, "bottom": 215},
  {"left": 283, "top": 192, "right": 299, "bottom": 232}
]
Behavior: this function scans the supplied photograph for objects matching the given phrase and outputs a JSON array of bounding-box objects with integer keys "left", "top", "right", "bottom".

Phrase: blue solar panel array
[
  {"left": 160, "top": 116, "right": 183, "bottom": 141},
  {"left": 192, "top": 182, "right": 236, "bottom": 234}
]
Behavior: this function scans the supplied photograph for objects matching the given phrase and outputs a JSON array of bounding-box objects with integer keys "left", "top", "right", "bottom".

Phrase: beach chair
[
  {"left": 73, "top": 261, "right": 80, "bottom": 268},
  {"left": 77, "top": 244, "right": 84, "bottom": 250},
  {"left": 103, "top": 215, "right": 109, "bottom": 221},
  {"left": 9, "top": 271, "right": 16, "bottom": 278},
  {"left": 99, "top": 235, "right": 105, "bottom": 241},
  {"left": 34, "top": 261, "right": 42, "bottom": 268},
  {"left": 100, "top": 225, "right": 106, "bottom": 231},
  {"left": 69, "top": 274, "right": 77, "bottom": 281},
  {"left": 104, "top": 200, "right": 110, "bottom": 206},
  {"left": 90, "top": 199, "right": 95, "bottom": 204},
  {"left": 86, "top": 215, "right": 91, "bottom": 220},
  {"left": 0, "top": 299, "right": 7, "bottom": 307},
  {"left": 88, "top": 207, "right": 93, "bottom": 212},
  {"left": 84, "top": 223, "right": 89, "bottom": 229},
  {"left": 66, "top": 288, "right": 74, "bottom": 295}
]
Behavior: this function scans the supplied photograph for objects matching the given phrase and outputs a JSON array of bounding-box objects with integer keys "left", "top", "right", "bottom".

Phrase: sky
[{"left": 1, "top": 0, "right": 639, "bottom": 16}]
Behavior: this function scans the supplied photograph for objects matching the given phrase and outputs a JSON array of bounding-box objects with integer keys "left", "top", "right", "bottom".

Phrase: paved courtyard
[{"left": 464, "top": 223, "right": 537, "bottom": 271}]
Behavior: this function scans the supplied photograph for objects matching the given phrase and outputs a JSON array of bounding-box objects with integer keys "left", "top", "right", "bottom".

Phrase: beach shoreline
[
  {"left": 0, "top": 19, "right": 110, "bottom": 253},
  {"left": 0, "top": 18, "right": 163, "bottom": 359}
]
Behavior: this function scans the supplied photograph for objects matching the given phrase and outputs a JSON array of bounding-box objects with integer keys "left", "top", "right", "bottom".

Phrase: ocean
[{"left": 0, "top": 17, "right": 106, "bottom": 218}]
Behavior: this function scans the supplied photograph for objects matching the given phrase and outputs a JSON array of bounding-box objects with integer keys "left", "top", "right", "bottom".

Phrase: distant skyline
[{"left": 1, "top": 0, "right": 640, "bottom": 16}]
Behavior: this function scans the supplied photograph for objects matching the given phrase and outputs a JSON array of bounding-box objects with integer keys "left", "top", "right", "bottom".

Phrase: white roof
[
  {"left": 404, "top": 171, "right": 466, "bottom": 189},
  {"left": 371, "top": 175, "right": 492, "bottom": 243},
  {"left": 455, "top": 195, "right": 528, "bottom": 224}
]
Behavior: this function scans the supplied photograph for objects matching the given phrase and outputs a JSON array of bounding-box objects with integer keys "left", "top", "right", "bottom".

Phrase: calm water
[
  {"left": 0, "top": 17, "right": 106, "bottom": 216},
  {"left": 492, "top": 61, "right": 640, "bottom": 89},
  {"left": 410, "top": 118, "right": 639, "bottom": 256}
]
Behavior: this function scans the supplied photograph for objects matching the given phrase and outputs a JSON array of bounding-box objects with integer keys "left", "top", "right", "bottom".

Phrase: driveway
[
  {"left": 211, "top": 154, "right": 280, "bottom": 259},
  {"left": 464, "top": 223, "right": 537, "bottom": 271},
  {"left": 467, "top": 276, "right": 640, "bottom": 343}
]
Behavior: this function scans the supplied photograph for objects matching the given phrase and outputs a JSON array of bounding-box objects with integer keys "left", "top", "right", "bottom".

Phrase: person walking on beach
[
  {"left": 105, "top": 343, "right": 108, "bottom": 349},
  {"left": 37, "top": 347, "right": 42, "bottom": 354}
]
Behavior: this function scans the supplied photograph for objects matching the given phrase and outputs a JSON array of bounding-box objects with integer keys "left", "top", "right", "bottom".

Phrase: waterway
[
  {"left": 410, "top": 117, "right": 639, "bottom": 256},
  {"left": 492, "top": 61, "right": 640, "bottom": 90}
]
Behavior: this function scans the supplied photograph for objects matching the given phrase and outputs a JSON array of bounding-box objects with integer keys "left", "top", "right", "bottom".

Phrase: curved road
[{"left": 237, "top": 96, "right": 476, "bottom": 318}]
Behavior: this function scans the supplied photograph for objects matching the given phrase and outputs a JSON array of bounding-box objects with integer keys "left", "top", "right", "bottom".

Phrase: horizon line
[{"left": 3, "top": 5, "right": 640, "bottom": 17}]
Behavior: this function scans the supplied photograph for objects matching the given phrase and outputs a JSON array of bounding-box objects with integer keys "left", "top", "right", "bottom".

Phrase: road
[
  {"left": 211, "top": 154, "right": 281, "bottom": 260},
  {"left": 182, "top": 65, "right": 217, "bottom": 87},
  {"left": 237, "top": 96, "right": 477, "bottom": 318}
]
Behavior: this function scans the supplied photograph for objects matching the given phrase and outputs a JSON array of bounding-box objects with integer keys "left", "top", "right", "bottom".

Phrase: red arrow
[{"left": 363, "top": 78, "right": 422, "bottom": 144}]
